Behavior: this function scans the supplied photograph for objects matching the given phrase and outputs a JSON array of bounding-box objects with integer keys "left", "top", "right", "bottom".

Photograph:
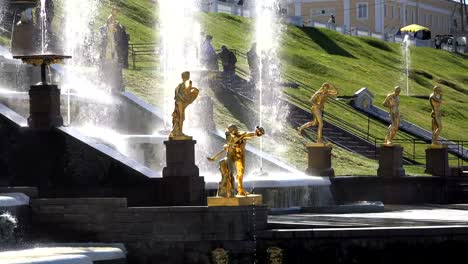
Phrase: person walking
[{"left": 247, "top": 43, "right": 259, "bottom": 83}]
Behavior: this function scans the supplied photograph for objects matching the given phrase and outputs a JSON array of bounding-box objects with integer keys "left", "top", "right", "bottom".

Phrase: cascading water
[
  {"left": 158, "top": 0, "right": 202, "bottom": 129},
  {"left": 62, "top": 0, "right": 103, "bottom": 125},
  {"left": 402, "top": 34, "right": 411, "bottom": 96},
  {"left": 40, "top": 0, "right": 48, "bottom": 54},
  {"left": 254, "top": 0, "right": 288, "bottom": 171}
]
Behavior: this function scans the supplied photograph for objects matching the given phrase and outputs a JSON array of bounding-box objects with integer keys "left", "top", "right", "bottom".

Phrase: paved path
[{"left": 269, "top": 204, "right": 468, "bottom": 228}]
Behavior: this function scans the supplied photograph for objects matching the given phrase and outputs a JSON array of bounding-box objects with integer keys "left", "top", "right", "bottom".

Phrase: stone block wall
[{"left": 32, "top": 198, "right": 268, "bottom": 263}]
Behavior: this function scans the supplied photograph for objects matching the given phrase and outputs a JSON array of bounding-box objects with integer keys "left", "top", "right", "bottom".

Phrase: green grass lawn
[{"left": 117, "top": 2, "right": 466, "bottom": 175}]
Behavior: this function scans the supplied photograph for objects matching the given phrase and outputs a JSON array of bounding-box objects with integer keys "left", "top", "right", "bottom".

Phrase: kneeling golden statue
[{"left": 208, "top": 125, "right": 265, "bottom": 197}]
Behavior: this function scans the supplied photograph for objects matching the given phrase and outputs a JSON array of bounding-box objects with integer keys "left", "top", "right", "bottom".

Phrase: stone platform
[
  {"left": 258, "top": 204, "right": 468, "bottom": 263},
  {"left": 0, "top": 245, "right": 126, "bottom": 264}
]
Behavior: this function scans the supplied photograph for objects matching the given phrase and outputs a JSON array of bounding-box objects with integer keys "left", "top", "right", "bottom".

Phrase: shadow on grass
[
  {"left": 360, "top": 37, "right": 394, "bottom": 52},
  {"left": 211, "top": 75, "right": 257, "bottom": 128},
  {"left": 299, "top": 27, "right": 356, "bottom": 58}
]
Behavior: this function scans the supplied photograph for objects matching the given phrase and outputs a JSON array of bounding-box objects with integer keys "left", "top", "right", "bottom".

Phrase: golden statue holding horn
[
  {"left": 208, "top": 125, "right": 265, "bottom": 196},
  {"left": 169, "top": 71, "right": 199, "bottom": 140}
]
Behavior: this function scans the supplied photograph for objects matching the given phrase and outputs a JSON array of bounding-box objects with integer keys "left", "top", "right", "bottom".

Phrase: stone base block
[
  {"left": 377, "top": 145, "right": 405, "bottom": 178},
  {"left": 162, "top": 140, "right": 199, "bottom": 177},
  {"left": 161, "top": 176, "right": 206, "bottom": 206},
  {"left": 28, "top": 84, "right": 63, "bottom": 129},
  {"left": 425, "top": 147, "right": 450, "bottom": 176},
  {"left": 207, "top": 194, "right": 263, "bottom": 206},
  {"left": 305, "top": 144, "right": 334, "bottom": 177}
]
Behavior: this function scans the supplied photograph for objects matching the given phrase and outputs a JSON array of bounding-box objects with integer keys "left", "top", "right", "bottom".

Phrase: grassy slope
[
  {"left": 202, "top": 13, "right": 467, "bottom": 141},
  {"left": 119, "top": 2, "right": 467, "bottom": 175}
]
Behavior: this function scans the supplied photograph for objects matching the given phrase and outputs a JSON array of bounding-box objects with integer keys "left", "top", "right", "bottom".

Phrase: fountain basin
[{"left": 205, "top": 172, "right": 333, "bottom": 208}]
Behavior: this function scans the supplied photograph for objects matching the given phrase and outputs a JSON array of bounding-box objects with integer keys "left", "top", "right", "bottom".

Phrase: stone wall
[
  {"left": 32, "top": 198, "right": 268, "bottom": 263},
  {"left": 257, "top": 227, "right": 468, "bottom": 264},
  {"left": 331, "top": 176, "right": 446, "bottom": 204}
]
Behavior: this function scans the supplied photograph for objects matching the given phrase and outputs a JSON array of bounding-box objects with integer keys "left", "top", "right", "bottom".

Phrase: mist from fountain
[
  {"left": 401, "top": 34, "right": 411, "bottom": 96},
  {"left": 62, "top": 0, "right": 105, "bottom": 125},
  {"left": 253, "top": 0, "right": 288, "bottom": 172},
  {"left": 0, "top": 2, "right": 6, "bottom": 28},
  {"left": 158, "top": 0, "right": 202, "bottom": 129},
  {"left": 40, "top": 0, "right": 48, "bottom": 54}
]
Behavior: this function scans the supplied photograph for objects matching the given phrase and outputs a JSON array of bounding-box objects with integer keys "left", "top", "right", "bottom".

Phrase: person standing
[
  {"left": 218, "top": 45, "right": 236, "bottom": 76},
  {"left": 247, "top": 43, "right": 259, "bottom": 83},
  {"left": 202, "top": 35, "right": 218, "bottom": 71},
  {"left": 327, "top": 15, "right": 336, "bottom": 30}
]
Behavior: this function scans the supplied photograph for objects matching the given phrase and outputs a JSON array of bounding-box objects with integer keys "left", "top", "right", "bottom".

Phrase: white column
[
  {"left": 295, "top": 2, "right": 302, "bottom": 17},
  {"left": 374, "top": 0, "right": 385, "bottom": 33},
  {"left": 403, "top": 3, "right": 407, "bottom": 26},
  {"left": 344, "top": 0, "right": 350, "bottom": 31}
]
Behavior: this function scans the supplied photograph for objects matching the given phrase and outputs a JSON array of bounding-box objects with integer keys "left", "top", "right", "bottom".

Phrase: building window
[
  {"left": 405, "top": 9, "right": 408, "bottom": 22},
  {"left": 384, "top": 4, "right": 387, "bottom": 17},
  {"left": 357, "top": 3, "right": 368, "bottom": 20},
  {"left": 398, "top": 7, "right": 401, "bottom": 20}
]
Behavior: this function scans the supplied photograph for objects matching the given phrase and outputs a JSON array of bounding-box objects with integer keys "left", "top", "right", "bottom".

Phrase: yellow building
[{"left": 285, "top": 0, "right": 465, "bottom": 36}]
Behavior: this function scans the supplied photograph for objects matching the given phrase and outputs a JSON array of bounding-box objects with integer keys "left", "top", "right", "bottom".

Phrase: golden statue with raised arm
[
  {"left": 383, "top": 86, "right": 401, "bottom": 146},
  {"left": 430, "top": 86, "right": 443, "bottom": 146},
  {"left": 297, "top": 83, "right": 338, "bottom": 144},
  {"left": 169, "top": 71, "right": 199, "bottom": 140},
  {"left": 208, "top": 125, "right": 265, "bottom": 196}
]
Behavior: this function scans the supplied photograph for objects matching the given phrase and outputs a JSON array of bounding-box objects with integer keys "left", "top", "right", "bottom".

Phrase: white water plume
[
  {"left": 401, "top": 34, "right": 411, "bottom": 96},
  {"left": 254, "top": 0, "right": 288, "bottom": 169},
  {"left": 158, "top": 0, "right": 202, "bottom": 128},
  {"left": 62, "top": 0, "right": 103, "bottom": 125},
  {"left": 40, "top": 0, "right": 48, "bottom": 54}
]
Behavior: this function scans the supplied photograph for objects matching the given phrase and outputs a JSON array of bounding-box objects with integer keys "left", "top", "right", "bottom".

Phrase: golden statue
[
  {"left": 430, "top": 85, "right": 443, "bottom": 147},
  {"left": 383, "top": 86, "right": 401, "bottom": 145},
  {"left": 169, "top": 71, "right": 199, "bottom": 140},
  {"left": 105, "top": 7, "right": 119, "bottom": 62},
  {"left": 297, "top": 83, "right": 338, "bottom": 144},
  {"left": 208, "top": 125, "right": 265, "bottom": 196},
  {"left": 267, "top": 247, "right": 284, "bottom": 264},
  {"left": 211, "top": 248, "right": 229, "bottom": 264}
]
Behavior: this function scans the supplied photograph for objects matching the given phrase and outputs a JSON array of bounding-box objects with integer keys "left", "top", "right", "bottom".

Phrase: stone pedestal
[
  {"left": 305, "top": 144, "right": 334, "bottom": 177},
  {"left": 207, "top": 194, "right": 263, "bottom": 206},
  {"left": 425, "top": 147, "right": 450, "bottom": 176},
  {"left": 28, "top": 84, "right": 63, "bottom": 129},
  {"left": 161, "top": 140, "right": 206, "bottom": 206},
  {"left": 377, "top": 145, "right": 405, "bottom": 178}
]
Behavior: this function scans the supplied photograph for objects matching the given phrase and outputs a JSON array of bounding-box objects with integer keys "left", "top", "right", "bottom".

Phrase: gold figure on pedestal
[
  {"left": 430, "top": 86, "right": 443, "bottom": 147},
  {"left": 208, "top": 125, "right": 265, "bottom": 196},
  {"left": 383, "top": 86, "right": 401, "bottom": 146},
  {"left": 169, "top": 71, "right": 199, "bottom": 140},
  {"left": 297, "top": 83, "right": 338, "bottom": 144}
]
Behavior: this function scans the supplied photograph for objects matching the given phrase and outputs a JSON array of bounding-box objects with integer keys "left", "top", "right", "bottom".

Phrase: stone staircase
[{"left": 215, "top": 73, "right": 390, "bottom": 162}]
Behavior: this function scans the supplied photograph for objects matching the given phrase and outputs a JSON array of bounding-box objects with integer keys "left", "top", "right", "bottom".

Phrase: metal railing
[
  {"left": 370, "top": 138, "right": 467, "bottom": 170},
  {"left": 129, "top": 43, "right": 159, "bottom": 69}
]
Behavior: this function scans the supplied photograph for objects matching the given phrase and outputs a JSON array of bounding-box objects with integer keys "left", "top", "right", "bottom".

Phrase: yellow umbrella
[{"left": 400, "top": 24, "right": 430, "bottom": 33}]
